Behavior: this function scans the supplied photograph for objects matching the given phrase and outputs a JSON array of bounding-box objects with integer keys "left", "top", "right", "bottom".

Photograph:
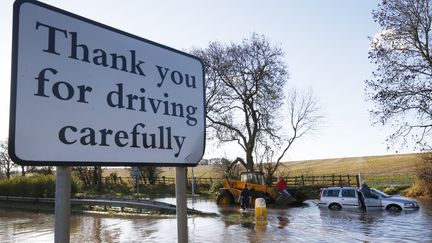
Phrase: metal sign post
[
  {"left": 136, "top": 176, "right": 139, "bottom": 195},
  {"left": 191, "top": 167, "right": 195, "bottom": 206},
  {"left": 175, "top": 167, "right": 188, "bottom": 243},
  {"left": 54, "top": 166, "right": 71, "bottom": 243}
]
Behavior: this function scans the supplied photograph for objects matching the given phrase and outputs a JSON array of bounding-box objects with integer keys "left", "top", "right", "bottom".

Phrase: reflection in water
[
  {"left": 0, "top": 199, "right": 431, "bottom": 242},
  {"left": 276, "top": 216, "right": 289, "bottom": 229}
]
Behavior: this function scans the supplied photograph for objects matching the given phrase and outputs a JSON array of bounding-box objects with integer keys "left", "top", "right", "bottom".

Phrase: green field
[
  {"left": 104, "top": 153, "right": 423, "bottom": 179},
  {"left": 277, "top": 153, "right": 421, "bottom": 176},
  {"left": 163, "top": 153, "right": 422, "bottom": 179}
]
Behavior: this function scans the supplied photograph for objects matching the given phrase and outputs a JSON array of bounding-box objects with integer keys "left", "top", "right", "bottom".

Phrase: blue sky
[{"left": 1, "top": 0, "right": 407, "bottom": 161}]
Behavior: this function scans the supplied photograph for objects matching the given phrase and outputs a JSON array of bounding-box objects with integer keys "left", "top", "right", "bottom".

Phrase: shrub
[
  {"left": 415, "top": 154, "right": 432, "bottom": 195},
  {"left": 209, "top": 179, "right": 224, "bottom": 199},
  {"left": 0, "top": 175, "right": 79, "bottom": 198},
  {"left": 383, "top": 186, "right": 398, "bottom": 195},
  {"left": 404, "top": 180, "right": 432, "bottom": 199},
  {"left": 137, "top": 184, "right": 175, "bottom": 196}
]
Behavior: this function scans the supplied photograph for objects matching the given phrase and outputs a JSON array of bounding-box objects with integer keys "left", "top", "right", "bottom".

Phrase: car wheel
[
  {"left": 328, "top": 203, "right": 342, "bottom": 210},
  {"left": 386, "top": 204, "right": 402, "bottom": 212}
]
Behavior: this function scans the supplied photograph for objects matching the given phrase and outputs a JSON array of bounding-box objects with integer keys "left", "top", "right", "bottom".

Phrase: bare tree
[
  {"left": 73, "top": 166, "right": 102, "bottom": 190},
  {"left": 211, "top": 158, "right": 243, "bottom": 179},
  {"left": 139, "top": 167, "right": 162, "bottom": 184},
  {"left": 260, "top": 90, "right": 323, "bottom": 178},
  {"left": 0, "top": 139, "right": 16, "bottom": 179},
  {"left": 366, "top": 0, "right": 432, "bottom": 149},
  {"left": 192, "top": 33, "right": 289, "bottom": 171}
]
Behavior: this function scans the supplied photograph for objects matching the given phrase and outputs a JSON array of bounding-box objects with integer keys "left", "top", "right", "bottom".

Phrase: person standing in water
[{"left": 240, "top": 184, "right": 252, "bottom": 210}]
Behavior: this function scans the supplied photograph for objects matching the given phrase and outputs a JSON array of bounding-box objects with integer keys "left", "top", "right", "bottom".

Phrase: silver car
[{"left": 318, "top": 186, "right": 419, "bottom": 211}]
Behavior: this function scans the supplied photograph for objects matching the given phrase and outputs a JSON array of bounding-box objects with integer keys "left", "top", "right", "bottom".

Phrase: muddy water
[{"left": 0, "top": 198, "right": 431, "bottom": 242}]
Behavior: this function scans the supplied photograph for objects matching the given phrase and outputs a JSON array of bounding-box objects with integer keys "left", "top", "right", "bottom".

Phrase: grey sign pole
[
  {"left": 54, "top": 166, "right": 71, "bottom": 243},
  {"left": 175, "top": 167, "right": 188, "bottom": 243}
]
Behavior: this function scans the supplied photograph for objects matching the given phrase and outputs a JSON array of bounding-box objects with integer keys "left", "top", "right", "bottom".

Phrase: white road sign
[{"left": 9, "top": 0, "right": 205, "bottom": 166}]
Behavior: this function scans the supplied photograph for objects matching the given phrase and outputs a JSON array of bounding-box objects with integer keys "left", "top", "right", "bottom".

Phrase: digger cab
[{"left": 240, "top": 172, "right": 266, "bottom": 185}]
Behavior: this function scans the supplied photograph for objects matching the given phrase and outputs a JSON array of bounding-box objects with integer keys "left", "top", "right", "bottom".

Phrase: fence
[
  {"left": 103, "top": 174, "right": 415, "bottom": 188},
  {"left": 104, "top": 175, "right": 360, "bottom": 188},
  {"left": 104, "top": 176, "right": 215, "bottom": 187},
  {"left": 362, "top": 174, "right": 415, "bottom": 187},
  {"left": 282, "top": 175, "right": 360, "bottom": 187}
]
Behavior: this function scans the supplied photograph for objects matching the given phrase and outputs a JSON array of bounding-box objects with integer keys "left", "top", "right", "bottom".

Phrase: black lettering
[
  {"left": 35, "top": 68, "right": 57, "bottom": 97},
  {"left": 185, "top": 73, "right": 197, "bottom": 88},
  {"left": 99, "top": 128, "right": 113, "bottom": 146},
  {"left": 130, "top": 123, "right": 145, "bottom": 148},
  {"left": 148, "top": 98, "right": 162, "bottom": 113},
  {"left": 186, "top": 106, "right": 198, "bottom": 126},
  {"left": 126, "top": 94, "right": 138, "bottom": 110},
  {"left": 69, "top": 32, "right": 90, "bottom": 62},
  {"left": 107, "top": 83, "right": 124, "bottom": 108},
  {"left": 156, "top": 65, "right": 169, "bottom": 87},
  {"left": 77, "top": 85, "right": 92, "bottom": 103},
  {"left": 52, "top": 81, "right": 74, "bottom": 100},
  {"left": 171, "top": 102, "right": 184, "bottom": 117},
  {"left": 110, "top": 53, "right": 128, "bottom": 71},
  {"left": 35, "top": 22, "right": 67, "bottom": 55},
  {"left": 171, "top": 70, "right": 183, "bottom": 85},
  {"left": 115, "top": 130, "right": 128, "bottom": 147},
  {"left": 59, "top": 126, "right": 77, "bottom": 144},
  {"left": 93, "top": 49, "right": 108, "bottom": 67},
  {"left": 130, "top": 50, "right": 146, "bottom": 76},
  {"left": 142, "top": 133, "right": 156, "bottom": 148},
  {"left": 80, "top": 127, "right": 97, "bottom": 145}
]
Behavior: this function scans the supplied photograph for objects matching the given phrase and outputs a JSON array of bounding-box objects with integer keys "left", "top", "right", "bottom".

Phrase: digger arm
[{"left": 226, "top": 157, "right": 248, "bottom": 172}]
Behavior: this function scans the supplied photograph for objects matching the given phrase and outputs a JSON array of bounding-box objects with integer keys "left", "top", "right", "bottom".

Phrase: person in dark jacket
[
  {"left": 360, "top": 181, "right": 371, "bottom": 193},
  {"left": 359, "top": 181, "right": 371, "bottom": 210},
  {"left": 240, "top": 184, "right": 252, "bottom": 210}
]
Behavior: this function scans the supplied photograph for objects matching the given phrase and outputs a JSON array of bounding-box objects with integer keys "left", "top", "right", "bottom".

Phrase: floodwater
[{"left": 0, "top": 197, "right": 431, "bottom": 242}]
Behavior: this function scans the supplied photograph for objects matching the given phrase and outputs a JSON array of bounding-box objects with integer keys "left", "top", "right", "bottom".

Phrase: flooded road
[{"left": 0, "top": 198, "right": 431, "bottom": 242}]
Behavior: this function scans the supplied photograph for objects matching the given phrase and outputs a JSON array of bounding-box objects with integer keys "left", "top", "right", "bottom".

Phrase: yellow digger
[{"left": 216, "top": 171, "right": 305, "bottom": 207}]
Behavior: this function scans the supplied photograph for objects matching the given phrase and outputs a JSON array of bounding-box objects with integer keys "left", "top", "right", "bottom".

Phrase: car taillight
[{"left": 319, "top": 189, "right": 323, "bottom": 199}]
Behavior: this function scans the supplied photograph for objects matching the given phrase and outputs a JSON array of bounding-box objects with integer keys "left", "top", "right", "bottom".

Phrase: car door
[
  {"left": 360, "top": 190, "right": 382, "bottom": 210},
  {"left": 341, "top": 189, "right": 358, "bottom": 209}
]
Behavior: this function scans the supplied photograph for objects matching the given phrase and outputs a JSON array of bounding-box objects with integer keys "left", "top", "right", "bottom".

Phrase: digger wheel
[{"left": 216, "top": 191, "right": 234, "bottom": 205}]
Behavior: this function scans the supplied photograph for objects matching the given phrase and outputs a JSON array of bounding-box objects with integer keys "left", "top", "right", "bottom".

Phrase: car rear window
[
  {"left": 323, "top": 189, "right": 340, "bottom": 197},
  {"left": 342, "top": 189, "right": 356, "bottom": 198}
]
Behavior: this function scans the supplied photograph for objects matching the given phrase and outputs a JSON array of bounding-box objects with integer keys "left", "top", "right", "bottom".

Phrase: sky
[{"left": 0, "top": 0, "right": 410, "bottom": 162}]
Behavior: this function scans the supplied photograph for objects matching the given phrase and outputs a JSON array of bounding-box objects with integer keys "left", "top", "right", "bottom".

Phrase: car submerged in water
[{"left": 317, "top": 186, "right": 419, "bottom": 211}]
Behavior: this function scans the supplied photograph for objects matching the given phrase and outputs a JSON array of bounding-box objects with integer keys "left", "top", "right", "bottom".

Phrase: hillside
[
  {"left": 103, "top": 153, "right": 424, "bottom": 178},
  {"left": 277, "top": 153, "right": 422, "bottom": 176},
  {"left": 168, "top": 153, "right": 423, "bottom": 178}
]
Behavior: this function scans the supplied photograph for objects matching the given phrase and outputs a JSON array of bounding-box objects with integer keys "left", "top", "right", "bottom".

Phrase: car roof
[{"left": 322, "top": 187, "right": 358, "bottom": 190}]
